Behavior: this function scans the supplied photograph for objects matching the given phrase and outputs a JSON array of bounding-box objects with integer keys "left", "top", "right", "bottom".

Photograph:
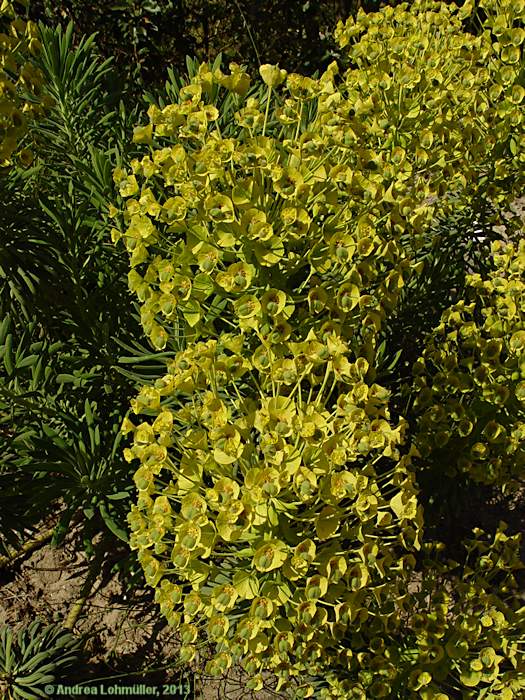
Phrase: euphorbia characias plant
[
  {"left": 411, "top": 239, "right": 525, "bottom": 491},
  {"left": 110, "top": 0, "right": 525, "bottom": 697}
]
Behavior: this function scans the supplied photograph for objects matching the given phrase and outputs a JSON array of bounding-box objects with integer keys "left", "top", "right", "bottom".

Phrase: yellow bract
[{"left": 259, "top": 64, "right": 287, "bottom": 88}]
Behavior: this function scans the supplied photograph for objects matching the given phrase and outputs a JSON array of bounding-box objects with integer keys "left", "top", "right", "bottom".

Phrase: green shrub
[
  {"left": 411, "top": 239, "right": 525, "bottom": 491},
  {"left": 110, "top": 0, "right": 525, "bottom": 696},
  {"left": 0, "top": 20, "right": 150, "bottom": 555}
]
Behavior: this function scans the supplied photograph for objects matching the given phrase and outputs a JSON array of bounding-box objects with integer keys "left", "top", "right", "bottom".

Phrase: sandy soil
[{"left": 0, "top": 521, "right": 279, "bottom": 699}]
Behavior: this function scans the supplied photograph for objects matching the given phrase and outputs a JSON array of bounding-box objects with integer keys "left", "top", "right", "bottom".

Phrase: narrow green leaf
[
  {"left": 3, "top": 333, "right": 14, "bottom": 375},
  {"left": 99, "top": 502, "right": 129, "bottom": 542}
]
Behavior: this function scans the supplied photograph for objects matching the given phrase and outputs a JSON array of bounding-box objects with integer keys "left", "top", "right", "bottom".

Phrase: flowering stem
[
  {"left": 262, "top": 85, "right": 272, "bottom": 137},
  {"left": 294, "top": 101, "right": 304, "bottom": 142},
  {"left": 314, "top": 361, "right": 333, "bottom": 407},
  {"left": 0, "top": 527, "right": 55, "bottom": 569},
  {"left": 232, "top": 0, "right": 261, "bottom": 67}
]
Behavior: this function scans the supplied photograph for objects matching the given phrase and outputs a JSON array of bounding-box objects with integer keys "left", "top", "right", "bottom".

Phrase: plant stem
[
  {"left": 0, "top": 527, "right": 55, "bottom": 569},
  {"left": 262, "top": 85, "right": 272, "bottom": 137},
  {"left": 64, "top": 546, "right": 106, "bottom": 630},
  {"left": 232, "top": 0, "right": 261, "bottom": 68}
]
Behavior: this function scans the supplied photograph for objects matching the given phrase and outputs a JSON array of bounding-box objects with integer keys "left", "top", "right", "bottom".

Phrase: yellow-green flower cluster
[
  {"left": 110, "top": 50, "right": 435, "bottom": 366},
  {"left": 0, "top": 0, "right": 46, "bottom": 165},
  {"left": 417, "top": 526, "right": 525, "bottom": 698},
  {"left": 334, "top": 0, "right": 525, "bottom": 218},
  {"left": 111, "top": 0, "right": 525, "bottom": 370},
  {"left": 412, "top": 239, "right": 525, "bottom": 490},
  {"left": 123, "top": 328, "right": 423, "bottom": 693},
  {"left": 109, "top": 0, "right": 525, "bottom": 696},
  {"left": 316, "top": 525, "right": 525, "bottom": 699}
]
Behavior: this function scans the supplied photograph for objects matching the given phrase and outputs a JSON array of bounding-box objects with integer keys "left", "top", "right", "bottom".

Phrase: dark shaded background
[{"left": 28, "top": 0, "right": 388, "bottom": 90}]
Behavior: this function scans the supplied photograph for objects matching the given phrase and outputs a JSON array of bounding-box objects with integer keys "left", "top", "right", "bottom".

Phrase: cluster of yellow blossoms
[
  {"left": 413, "top": 239, "right": 525, "bottom": 490},
  {"left": 0, "top": 0, "right": 47, "bottom": 165},
  {"left": 122, "top": 329, "right": 422, "bottom": 691},
  {"left": 111, "top": 0, "right": 525, "bottom": 696}
]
